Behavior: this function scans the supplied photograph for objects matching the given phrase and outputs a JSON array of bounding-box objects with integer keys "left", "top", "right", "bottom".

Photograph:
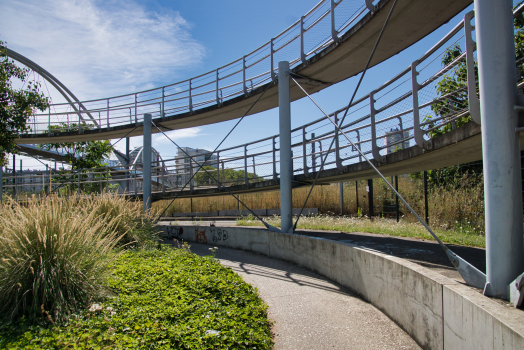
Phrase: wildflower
[{"left": 89, "top": 304, "right": 103, "bottom": 312}]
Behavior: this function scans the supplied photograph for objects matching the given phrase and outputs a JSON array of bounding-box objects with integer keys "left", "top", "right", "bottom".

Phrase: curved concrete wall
[{"left": 159, "top": 225, "right": 524, "bottom": 349}]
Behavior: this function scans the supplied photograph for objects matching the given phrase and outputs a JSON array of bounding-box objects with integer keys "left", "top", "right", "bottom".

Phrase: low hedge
[{"left": 0, "top": 246, "right": 273, "bottom": 349}]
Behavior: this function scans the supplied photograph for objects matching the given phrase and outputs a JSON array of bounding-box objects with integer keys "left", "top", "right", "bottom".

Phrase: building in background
[
  {"left": 175, "top": 147, "right": 217, "bottom": 187},
  {"left": 384, "top": 129, "right": 410, "bottom": 155}
]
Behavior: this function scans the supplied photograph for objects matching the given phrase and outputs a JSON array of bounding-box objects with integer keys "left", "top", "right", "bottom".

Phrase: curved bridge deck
[{"left": 18, "top": 0, "right": 472, "bottom": 144}]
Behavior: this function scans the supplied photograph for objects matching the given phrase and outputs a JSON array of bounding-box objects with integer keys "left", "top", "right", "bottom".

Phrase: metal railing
[
  {"left": 3, "top": 10, "right": 492, "bottom": 199},
  {"left": 27, "top": 0, "right": 370, "bottom": 135}
]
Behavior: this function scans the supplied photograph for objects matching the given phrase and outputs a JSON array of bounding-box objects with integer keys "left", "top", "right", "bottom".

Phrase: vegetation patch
[
  {"left": 237, "top": 215, "right": 486, "bottom": 248},
  {"left": 0, "top": 246, "right": 273, "bottom": 349}
]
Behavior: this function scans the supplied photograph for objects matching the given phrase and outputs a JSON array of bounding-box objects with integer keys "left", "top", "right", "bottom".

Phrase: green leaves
[
  {"left": 0, "top": 41, "right": 49, "bottom": 166},
  {"left": 0, "top": 247, "right": 274, "bottom": 349}
]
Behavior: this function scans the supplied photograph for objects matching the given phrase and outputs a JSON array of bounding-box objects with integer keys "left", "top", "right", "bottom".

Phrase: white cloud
[{"left": 0, "top": 0, "right": 205, "bottom": 102}]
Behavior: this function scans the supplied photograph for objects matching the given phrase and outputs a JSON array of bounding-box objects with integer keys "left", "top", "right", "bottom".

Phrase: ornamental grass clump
[
  {"left": 0, "top": 195, "right": 124, "bottom": 324},
  {"left": 82, "top": 192, "right": 159, "bottom": 248}
]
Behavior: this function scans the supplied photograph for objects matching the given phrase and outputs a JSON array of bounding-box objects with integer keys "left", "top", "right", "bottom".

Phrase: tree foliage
[
  {"left": 194, "top": 165, "right": 262, "bottom": 186},
  {"left": 415, "top": 10, "right": 524, "bottom": 186},
  {"left": 0, "top": 41, "right": 49, "bottom": 166}
]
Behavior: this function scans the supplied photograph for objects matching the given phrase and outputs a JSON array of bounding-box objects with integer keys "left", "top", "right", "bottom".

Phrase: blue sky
[{"left": 0, "top": 0, "right": 516, "bottom": 169}]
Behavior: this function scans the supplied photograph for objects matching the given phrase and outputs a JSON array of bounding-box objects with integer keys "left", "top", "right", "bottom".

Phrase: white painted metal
[
  {"left": 475, "top": 0, "right": 524, "bottom": 299},
  {"left": 279, "top": 61, "right": 293, "bottom": 233}
]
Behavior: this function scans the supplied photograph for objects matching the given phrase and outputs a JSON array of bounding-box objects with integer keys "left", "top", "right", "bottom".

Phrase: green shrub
[
  {"left": 1, "top": 247, "right": 274, "bottom": 349},
  {"left": 0, "top": 195, "right": 124, "bottom": 324}
]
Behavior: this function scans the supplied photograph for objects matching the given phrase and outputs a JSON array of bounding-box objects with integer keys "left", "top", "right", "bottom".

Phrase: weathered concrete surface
[
  {"left": 158, "top": 225, "right": 524, "bottom": 349},
  {"left": 187, "top": 241, "right": 421, "bottom": 350},
  {"left": 19, "top": 0, "right": 473, "bottom": 144}
]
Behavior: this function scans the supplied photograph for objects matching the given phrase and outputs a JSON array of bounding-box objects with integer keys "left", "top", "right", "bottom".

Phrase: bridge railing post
[
  {"left": 302, "top": 126, "right": 308, "bottom": 175},
  {"left": 311, "top": 132, "right": 316, "bottom": 171},
  {"left": 334, "top": 112, "right": 343, "bottom": 170},
  {"left": 161, "top": 87, "right": 165, "bottom": 118},
  {"left": 243, "top": 56, "right": 247, "bottom": 95},
  {"left": 189, "top": 79, "right": 193, "bottom": 114},
  {"left": 216, "top": 152, "right": 220, "bottom": 189},
  {"left": 464, "top": 11, "right": 481, "bottom": 125},
  {"left": 244, "top": 145, "right": 249, "bottom": 186},
  {"left": 370, "top": 91, "right": 383, "bottom": 162},
  {"left": 106, "top": 99, "right": 110, "bottom": 128},
  {"left": 270, "top": 39, "right": 275, "bottom": 81},
  {"left": 216, "top": 69, "right": 220, "bottom": 105},
  {"left": 272, "top": 136, "right": 277, "bottom": 181},
  {"left": 134, "top": 94, "right": 138, "bottom": 124},
  {"left": 411, "top": 62, "right": 425, "bottom": 148},
  {"left": 331, "top": 0, "right": 338, "bottom": 43},
  {"left": 300, "top": 16, "right": 306, "bottom": 64}
]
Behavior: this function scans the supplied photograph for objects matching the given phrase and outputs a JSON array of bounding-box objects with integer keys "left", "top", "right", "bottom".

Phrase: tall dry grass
[
  {"left": 154, "top": 174, "right": 485, "bottom": 232},
  {"left": 0, "top": 193, "right": 159, "bottom": 324},
  {"left": 0, "top": 195, "right": 123, "bottom": 323}
]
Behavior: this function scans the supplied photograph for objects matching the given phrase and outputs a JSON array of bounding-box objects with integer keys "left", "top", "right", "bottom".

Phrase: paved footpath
[{"left": 187, "top": 241, "right": 421, "bottom": 350}]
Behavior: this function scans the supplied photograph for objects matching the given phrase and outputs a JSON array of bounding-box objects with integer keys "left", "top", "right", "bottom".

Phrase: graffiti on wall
[
  {"left": 195, "top": 227, "right": 207, "bottom": 243},
  {"left": 211, "top": 228, "right": 228, "bottom": 242},
  {"left": 165, "top": 226, "right": 183, "bottom": 239}
]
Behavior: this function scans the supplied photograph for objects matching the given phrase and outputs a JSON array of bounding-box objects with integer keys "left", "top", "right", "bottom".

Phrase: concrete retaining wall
[{"left": 158, "top": 225, "right": 524, "bottom": 350}]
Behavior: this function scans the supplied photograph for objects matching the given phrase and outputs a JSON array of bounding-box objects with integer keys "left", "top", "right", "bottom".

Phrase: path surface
[{"left": 187, "top": 241, "right": 420, "bottom": 350}]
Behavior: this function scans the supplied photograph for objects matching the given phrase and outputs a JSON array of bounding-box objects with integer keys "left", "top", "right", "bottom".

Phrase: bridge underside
[
  {"left": 18, "top": 0, "right": 473, "bottom": 144},
  {"left": 136, "top": 122, "right": 517, "bottom": 201}
]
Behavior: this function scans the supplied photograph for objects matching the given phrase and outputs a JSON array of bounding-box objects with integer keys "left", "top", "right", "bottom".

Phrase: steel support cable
[
  {"left": 152, "top": 120, "right": 276, "bottom": 231},
  {"left": 290, "top": 75, "right": 486, "bottom": 289},
  {"left": 292, "top": 0, "right": 399, "bottom": 230},
  {"left": 152, "top": 83, "right": 276, "bottom": 230}
]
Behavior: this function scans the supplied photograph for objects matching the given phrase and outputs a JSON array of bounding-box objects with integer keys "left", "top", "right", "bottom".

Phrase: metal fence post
[
  {"left": 134, "top": 94, "right": 138, "bottom": 123},
  {"left": 311, "top": 132, "right": 316, "bottom": 171},
  {"left": 161, "top": 87, "right": 165, "bottom": 118},
  {"left": 368, "top": 179, "right": 373, "bottom": 219},
  {"left": 216, "top": 69, "right": 220, "bottom": 105},
  {"left": 424, "top": 170, "right": 429, "bottom": 224},
  {"left": 340, "top": 182, "right": 344, "bottom": 215},
  {"left": 395, "top": 175, "right": 399, "bottom": 222},
  {"left": 272, "top": 136, "right": 277, "bottom": 181}
]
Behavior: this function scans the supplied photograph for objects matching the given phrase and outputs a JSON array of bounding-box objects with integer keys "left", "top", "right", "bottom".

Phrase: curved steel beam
[{"left": 4, "top": 47, "right": 98, "bottom": 126}]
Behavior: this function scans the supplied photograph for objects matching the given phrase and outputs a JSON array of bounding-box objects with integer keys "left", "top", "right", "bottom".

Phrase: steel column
[
  {"left": 279, "top": 61, "right": 293, "bottom": 233},
  {"left": 143, "top": 113, "right": 152, "bottom": 212},
  {"left": 475, "top": 0, "right": 524, "bottom": 299}
]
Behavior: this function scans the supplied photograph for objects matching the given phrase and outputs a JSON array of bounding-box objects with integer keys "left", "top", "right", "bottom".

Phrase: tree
[
  {"left": 0, "top": 41, "right": 49, "bottom": 166},
  {"left": 416, "top": 9, "right": 524, "bottom": 187},
  {"left": 41, "top": 123, "right": 113, "bottom": 193}
]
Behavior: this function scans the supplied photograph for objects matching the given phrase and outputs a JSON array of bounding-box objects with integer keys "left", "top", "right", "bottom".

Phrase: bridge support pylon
[
  {"left": 475, "top": 0, "right": 524, "bottom": 299},
  {"left": 279, "top": 61, "right": 293, "bottom": 233},
  {"left": 143, "top": 113, "right": 152, "bottom": 212}
]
